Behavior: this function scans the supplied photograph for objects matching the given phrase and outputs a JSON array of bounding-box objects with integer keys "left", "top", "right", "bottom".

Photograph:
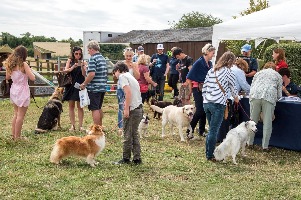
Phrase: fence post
[
  {"left": 46, "top": 59, "right": 50, "bottom": 71},
  {"left": 35, "top": 58, "right": 40, "bottom": 71},
  {"left": 57, "top": 57, "right": 60, "bottom": 71}
]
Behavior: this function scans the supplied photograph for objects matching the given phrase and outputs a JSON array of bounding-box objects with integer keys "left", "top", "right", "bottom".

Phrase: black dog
[{"left": 35, "top": 88, "right": 64, "bottom": 133}]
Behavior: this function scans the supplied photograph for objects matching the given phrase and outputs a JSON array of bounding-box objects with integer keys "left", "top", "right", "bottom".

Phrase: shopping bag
[{"left": 79, "top": 88, "right": 90, "bottom": 108}]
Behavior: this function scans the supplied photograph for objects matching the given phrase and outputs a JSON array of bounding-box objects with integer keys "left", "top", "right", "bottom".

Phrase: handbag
[
  {"left": 57, "top": 72, "right": 72, "bottom": 87},
  {"left": 79, "top": 88, "right": 90, "bottom": 108},
  {"left": 0, "top": 79, "right": 13, "bottom": 97},
  {"left": 215, "top": 71, "right": 229, "bottom": 120},
  {"left": 139, "top": 83, "right": 149, "bottom": 93}
]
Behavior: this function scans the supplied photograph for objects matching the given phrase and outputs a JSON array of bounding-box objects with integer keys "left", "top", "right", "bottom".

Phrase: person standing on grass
[
  {"left": 113, "top": 62, "right": 143, "bottom": 165},
  {"left": 80, "top": 40, "right": 107, "bottom": 126},
  {"left": 137, "top": 54, "right": 157, "bottom": 104},
  {"left": 168, "top": 47, "right": 180, "bottom": 99},
  {"left": 248, "top": 62, "right": 283, "bottom": 151},
  {"left": 172, "top": 47, "right": 193, "bottom": 105},
  {"left": 186, "top": 43, "right": 216, "bottom": 139},
  {"left": 5, "top": 45, "right": 35, "bottom": 140},
  {"left": 202, "top": 51, "right": 239, "bottom": 161},
  {"left": 115, "top": 47, "right": 140, "bottom": 136},
  {"left": 149, "top": 44, "right": 170, "bottom": 101},
  {"left": 63, "top": 46, "right": 86, "bottom": 132}
]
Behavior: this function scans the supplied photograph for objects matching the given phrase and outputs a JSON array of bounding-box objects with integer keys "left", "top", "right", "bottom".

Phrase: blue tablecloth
[{"left": 238, "top": 98, "right": 301, "bottom": 151}]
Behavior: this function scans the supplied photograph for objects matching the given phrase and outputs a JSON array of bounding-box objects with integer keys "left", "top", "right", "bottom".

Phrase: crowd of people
[{"left": 3, "top": 40, "right": 296, "bottom": 163}]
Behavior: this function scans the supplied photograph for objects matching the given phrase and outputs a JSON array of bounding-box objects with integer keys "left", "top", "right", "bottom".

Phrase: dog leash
[
  {"left": 106, "top": 119, "right": 124, "bottom": 134},
  {"left": 30, "top": 91, "right": 41, "bottom": 109},
  {"left": 238, "top": 101, "right": 250, "bottom": 120}
]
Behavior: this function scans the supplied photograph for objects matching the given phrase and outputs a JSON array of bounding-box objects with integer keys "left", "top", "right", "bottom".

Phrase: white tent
[{"left": 212, "top": 0, "right": 301, "bottom": 62}]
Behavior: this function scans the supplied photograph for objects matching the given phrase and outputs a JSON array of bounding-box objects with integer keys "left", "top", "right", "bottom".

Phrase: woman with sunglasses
[{"left": 63, "top": 46, "right": 86, "bottom": 132}]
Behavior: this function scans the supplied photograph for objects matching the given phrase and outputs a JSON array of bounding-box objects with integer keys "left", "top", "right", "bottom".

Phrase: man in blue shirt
[
  {"left": 149, "top": 44, "right": 170, "bottom": 101},
  {"left": 240, "top": 44, "right": 258, "bottom": 85},
  {"left": 80, "top": 40, "right": 108, "bottom": 126}
]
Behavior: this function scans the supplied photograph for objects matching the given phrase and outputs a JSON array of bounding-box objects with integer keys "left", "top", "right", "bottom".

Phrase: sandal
[
  {"left": 69, "top": 125, "right": 76, "bottom": 132},
  {"left": 79, "top": 127, "right": 86, "bottom": 132}
]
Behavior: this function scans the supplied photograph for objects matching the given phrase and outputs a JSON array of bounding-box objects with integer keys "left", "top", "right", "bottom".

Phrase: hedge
[{"left": 263, "top": 43, "right": 301, "bottom": 85}]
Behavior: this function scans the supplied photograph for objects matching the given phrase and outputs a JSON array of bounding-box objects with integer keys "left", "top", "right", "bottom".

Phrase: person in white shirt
[{"left": 113, "top": 62, "right": 143, "bottom": 165}]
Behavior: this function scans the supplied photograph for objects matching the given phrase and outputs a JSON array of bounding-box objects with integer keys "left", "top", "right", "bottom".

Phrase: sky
[{"left": 0, "top": 0, "right": 286, "bottom": 41}]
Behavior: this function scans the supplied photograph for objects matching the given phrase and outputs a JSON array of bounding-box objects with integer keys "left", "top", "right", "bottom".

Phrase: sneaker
[
  {"left": 201, "top": 132, "right": 207, "bottom": 137},
  {"left": 207, "top": 157, "right": 217, "bottom": 162},
  {"left": 79, "top": 127, "right": 86, "bottom": 132},
  {"left": 132, "top": 159, "right": 142, "bottom": 165},
  {"left": 262, "top": 148, "right": 271, "bottom": 152},
  {"left": 113, "top": 158, "right": 130, "bottom": 165}
]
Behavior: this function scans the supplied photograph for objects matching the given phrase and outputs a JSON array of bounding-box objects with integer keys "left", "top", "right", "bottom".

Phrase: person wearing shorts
[{"left": 80, "top": 40, "right": 108, "bottom": 126}]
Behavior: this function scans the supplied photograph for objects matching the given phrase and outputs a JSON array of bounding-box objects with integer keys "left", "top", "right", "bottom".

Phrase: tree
[
  {"left": 233, "top": 0, "right": 269, "bottom": 19},
  {"left": 169, "top": 11, "right": 222, "bottom": 29}
]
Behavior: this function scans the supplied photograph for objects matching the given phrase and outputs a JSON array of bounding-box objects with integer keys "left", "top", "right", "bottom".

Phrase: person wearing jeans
[{"left": 202, "top": 52, "right": 239, "bottom": 161}]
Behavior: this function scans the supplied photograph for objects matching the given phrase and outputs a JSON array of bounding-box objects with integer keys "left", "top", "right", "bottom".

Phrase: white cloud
[{"left": 0, "top": 0, "right": 286, "bottom": 40}]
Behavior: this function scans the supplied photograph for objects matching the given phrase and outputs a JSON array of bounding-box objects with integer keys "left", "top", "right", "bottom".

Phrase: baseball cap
[
  {"left": 137, "top": 46, "right": 144, "bottom": 52},
  {"left": 157, "top": 44, "right": 164, "bottom": 49},
  {"left": 241, "top": 44, "right": 252, "bottom": 52}
]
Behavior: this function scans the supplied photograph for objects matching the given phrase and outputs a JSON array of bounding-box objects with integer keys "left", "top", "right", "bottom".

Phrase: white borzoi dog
[
  {"left": 151, "top": 104, "right": 195, "bottom": 142},
  {"left": 213, "top": 121, "right": 257, "bottom": 164}
]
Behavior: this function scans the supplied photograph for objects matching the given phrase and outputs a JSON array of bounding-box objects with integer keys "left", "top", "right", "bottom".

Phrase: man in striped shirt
[{"left": 80, "top": 40, "right": 108, "bottom": 126}]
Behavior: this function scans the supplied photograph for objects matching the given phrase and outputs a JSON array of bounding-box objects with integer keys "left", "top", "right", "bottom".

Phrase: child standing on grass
[
  {"left": 5, "top": 45, "right": 35, "bottom": 140},
  {"left": 112, "top": 62, "right": 143, "bottom": 165}
]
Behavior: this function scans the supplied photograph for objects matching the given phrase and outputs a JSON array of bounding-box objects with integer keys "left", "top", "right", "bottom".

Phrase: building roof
[
  {"left": 0, "top": 44, "right": 13, "bottom": 54},
  {"left": 107, "top": 27, "right": 213, "bottom": 44},
  {"left": 33, "top": 42, "right": 71, "bottom": 57}
]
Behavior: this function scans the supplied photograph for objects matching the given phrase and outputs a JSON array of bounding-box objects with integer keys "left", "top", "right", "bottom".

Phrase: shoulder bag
[
  {"left": 57, "top": 72, "right": 72, "bottom": 87},
  {"left": 215, "top": 71, "right": 229, "bottom": 120}
]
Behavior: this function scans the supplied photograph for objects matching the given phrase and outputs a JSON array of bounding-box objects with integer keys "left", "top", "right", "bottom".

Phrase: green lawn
[{"left": 0, "top": 95, "right": 300, "bottom": 199}]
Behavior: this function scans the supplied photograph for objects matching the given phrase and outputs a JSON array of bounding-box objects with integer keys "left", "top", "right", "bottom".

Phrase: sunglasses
[
  {"left": 207, "top": 44, "right": 214, "bottom": 51},
  {"left": 124, "top": 48, "right": 133, "bottom": 52},
  {"left": 74, "top": 52, "right": 82, "bottom": 55}
]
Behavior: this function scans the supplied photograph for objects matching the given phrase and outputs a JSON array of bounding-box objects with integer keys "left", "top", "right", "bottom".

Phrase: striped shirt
[
  {"left": 202, "top": 67, "right": 238, "bottom": 105},
  {"left": 86, "top": 53, "right": 108, "bottom": 92}
]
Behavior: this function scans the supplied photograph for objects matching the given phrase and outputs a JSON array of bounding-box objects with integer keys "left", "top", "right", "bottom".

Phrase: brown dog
[
  {"left": 35, "top": 87, "right": 64, "bottom": 133},
  {"left": 50, "top": 124, "right": 105, "bottom": 167}
]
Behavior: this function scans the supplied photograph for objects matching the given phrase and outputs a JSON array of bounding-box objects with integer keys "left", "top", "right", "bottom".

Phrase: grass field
[{"left": 0, "top": 94, "right": 300, "bottom": 199}]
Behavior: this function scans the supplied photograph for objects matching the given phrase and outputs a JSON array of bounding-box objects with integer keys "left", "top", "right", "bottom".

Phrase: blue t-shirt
[
  {"left": 187, "top": 56, "right": 212, "bottom": 83},
  {"left": 150, "top": 53, "right": 169, "bottom": 76},
  {"left": 283, "top": 82, "right": 298, "bottom": 96},
  {"left": 169, "top": 57, "right": 179, "bottom": 75},
  {"left": 86, "top": 53, "right": 108, "bottom": 92}
]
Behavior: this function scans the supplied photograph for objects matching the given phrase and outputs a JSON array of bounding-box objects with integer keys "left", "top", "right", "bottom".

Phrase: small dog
[
  {"left": 151, "top": 104, "right": 195, "bottom": 142},
  {"left": 50, "top": 124, "right": 105, "bottom": 167},
  {"left": 35, "top": 87, "right": 64, "bottom": 133},
  {"left": 138, "top": 114, "right": 150, "bottom": 138},
  {"left": 213, "top": 121, "right": 257, "bottom": 165}
]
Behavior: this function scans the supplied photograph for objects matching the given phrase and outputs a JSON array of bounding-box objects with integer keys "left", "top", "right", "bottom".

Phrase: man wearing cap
[
  {"left": 149, "top": 44, "right": 170, "bottom": 101},
  {"left": 133, "top": 46, "right": 145, "bottom": 62},
  {"left": 240, "top": 44, "right": 258, "bottom": 85}
]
